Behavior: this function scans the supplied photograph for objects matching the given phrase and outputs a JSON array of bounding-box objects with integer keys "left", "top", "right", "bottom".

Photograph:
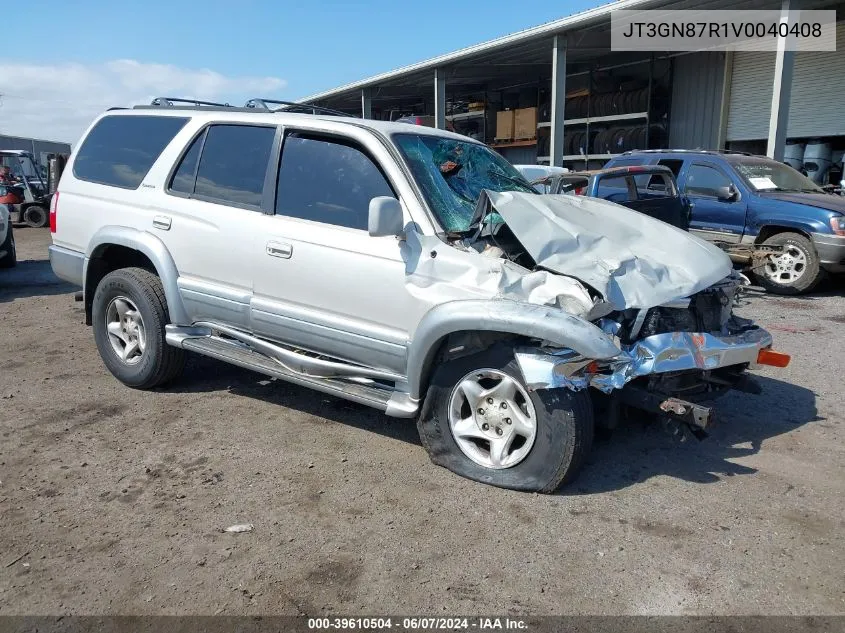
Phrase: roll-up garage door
[{"left": 727, "top": 22, "right": 845, "bottom": 141}]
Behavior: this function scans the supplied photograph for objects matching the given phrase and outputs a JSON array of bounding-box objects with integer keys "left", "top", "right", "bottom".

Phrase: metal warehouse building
[
  {"left": 0, "top": 134, "right": 72, "bottom": 170},
  {"left": 299, "top": 0, "right": 845, "bottom": 185}
]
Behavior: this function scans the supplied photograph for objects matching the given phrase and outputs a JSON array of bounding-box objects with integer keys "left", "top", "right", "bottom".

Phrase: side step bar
[{"left": 165, "top": 325, "right": 418, "bottom": 418}]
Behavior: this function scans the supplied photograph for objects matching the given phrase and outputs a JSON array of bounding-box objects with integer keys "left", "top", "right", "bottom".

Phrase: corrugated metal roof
[
  {"left": 298, "top": 0, "right": 661, "bottom": 103},
  {"left": 298, "top": 0, "right": 827, "bottom": 105}
]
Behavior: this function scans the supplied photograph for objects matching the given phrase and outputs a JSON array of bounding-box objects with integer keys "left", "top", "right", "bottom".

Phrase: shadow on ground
[
  {"left": 170, "top": 354, "right": 421, "bottom": 446},
  {"left": 0, "top": 259, "right": 75, "bottom": 302},
  {"left": 570, "top": 375, "right": 820, "bottom": 495},
  {"left": 170, "top": 355, "right": 819, "bottom": 493}
]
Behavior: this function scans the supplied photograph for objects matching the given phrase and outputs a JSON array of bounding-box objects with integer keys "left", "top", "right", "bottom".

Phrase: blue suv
[{"left": 605, "top": 150, "right": 845, "bottom": 294}]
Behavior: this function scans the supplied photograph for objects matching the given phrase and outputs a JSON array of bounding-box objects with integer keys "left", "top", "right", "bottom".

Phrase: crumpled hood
[{"left": 486, "top": 191, "right": 733, "bottom": 310}]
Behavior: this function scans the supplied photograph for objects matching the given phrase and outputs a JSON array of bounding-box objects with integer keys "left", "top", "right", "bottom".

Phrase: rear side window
[
  {"left": 606, "top": 158, "right": 642, "bottom": 168},
  {"left": 635, "top": 172, "right": 676, "bottom": 197},
  {"left": 193, "top": 125, "right": 276, "bottom": 207},
  {"left": 595, "top": 176, "right": 632, "bottom": 202},
  {"left": 73, "top": 115, "right": 188, "bottom": 189},
  {"left": 170, "top": 134, "right": 203, "bottom": 194},
  {"left": 657, "top": 159, "right": 684, "bottom": 177},
  {"left": 276, "top": 134, "right": 394, "bottom": 230}
]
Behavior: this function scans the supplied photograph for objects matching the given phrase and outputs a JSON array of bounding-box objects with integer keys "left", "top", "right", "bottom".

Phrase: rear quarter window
[
  {"left": 73, "top": 115, "right": 189, "bottom": 189},
  {"left": 595, "top": 175, "right": 632, "bottom": 202}
]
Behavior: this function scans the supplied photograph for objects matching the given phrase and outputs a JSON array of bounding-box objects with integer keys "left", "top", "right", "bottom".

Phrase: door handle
[
  {"left": 266, "top": 241, "right": 292, "bottom": 259},
  {"left": 152, "top": 215, "right": 172, "bottom": 230}
]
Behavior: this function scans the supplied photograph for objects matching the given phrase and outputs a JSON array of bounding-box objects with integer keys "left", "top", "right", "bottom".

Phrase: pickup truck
[
  {"left": 530, "top": 164, "right": 781, "bottom": 276},
  {"left": 605, "top": 150, "right": 845, "bottom": 294},
  {"left": 529, "top": 164, "right": 692, "bottom": 230}
]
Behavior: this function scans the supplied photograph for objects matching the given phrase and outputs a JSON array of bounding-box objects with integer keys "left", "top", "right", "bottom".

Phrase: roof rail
[
  {"left": 244, "top": 98, "right": 353, "bottom": 117},
  {"left": 150, "top": 97, "right": 232, "bottom": 108},
  {"left": 620, "top": 148, "right": 753, "bottom": 156}
]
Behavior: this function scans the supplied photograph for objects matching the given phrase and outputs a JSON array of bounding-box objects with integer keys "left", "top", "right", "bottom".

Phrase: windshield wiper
[{"left": 764, "top": 187, "right": 821, "bottom": 193}]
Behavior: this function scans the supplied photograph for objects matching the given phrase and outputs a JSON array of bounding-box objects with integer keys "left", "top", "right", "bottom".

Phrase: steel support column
[
  {"left": 716, "top": 51, "right": 734, "bottom": 150},
  {"left": 550, "top": 35, "right": 567, "bottom": 167},
  {"left": 361, "top": 88, "right": 372, "bottom": 119},
  {"left": 766, "top": 0, "right": 795, "bottom": 161},
  {"left": 434, "top": 68, "right": 447, "bottom": 129}
]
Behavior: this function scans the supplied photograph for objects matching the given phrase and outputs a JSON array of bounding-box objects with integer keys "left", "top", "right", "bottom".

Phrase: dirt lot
[{"left": 1, "top": 227, "right": 843, "bottom": 616}]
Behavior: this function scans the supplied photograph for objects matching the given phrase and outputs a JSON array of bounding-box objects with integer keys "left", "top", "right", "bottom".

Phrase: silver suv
[{"left": 48, "top": 98, "right": 789, "bottom": 492}]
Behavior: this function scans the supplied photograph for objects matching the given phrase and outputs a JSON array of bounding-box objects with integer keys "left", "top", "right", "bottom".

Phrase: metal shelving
[
  {"left": 536, "top": 153, "right": 621, "bottom": 164},
  {"left": 536, "top": 112, "right": 648, "bottom": 130},
  {"left": 446, "top": 110, "right": 486, "bottom": 122}
]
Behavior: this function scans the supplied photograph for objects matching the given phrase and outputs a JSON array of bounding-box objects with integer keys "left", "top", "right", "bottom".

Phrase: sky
[{"left": 0, "top": 0, "right": 600, "bottom": 145}]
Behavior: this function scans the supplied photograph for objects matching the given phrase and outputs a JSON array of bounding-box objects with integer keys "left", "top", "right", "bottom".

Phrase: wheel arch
[
  {"left": 406, "top": 300, "right": 620, "bottom": 400},
  {"left": 754, "top": 224, "right": 812, "bottom": 243},
  {"left": 84, "top": 226, "right": 187, "bottom": 326}
]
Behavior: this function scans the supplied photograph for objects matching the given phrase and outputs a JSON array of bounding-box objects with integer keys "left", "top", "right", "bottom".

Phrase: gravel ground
[{"left": 1, "top": 227, "right": 843, "bottom": 616}]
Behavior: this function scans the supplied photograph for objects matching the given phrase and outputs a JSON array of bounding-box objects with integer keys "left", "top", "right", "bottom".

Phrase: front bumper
[
  {"left": 811, "top": 232, "right": 845, "bottom": 272},
  {"left": 516, "top": 327, "right": 773, "bottom": 392}
]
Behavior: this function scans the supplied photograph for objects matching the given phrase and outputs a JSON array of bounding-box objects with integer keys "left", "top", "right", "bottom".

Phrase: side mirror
[
  {"left": 368, "top": 196, "right": 404, "bottom": 237},
  {"left": 716, "top": 185, "right": 737, "bottom": 202}
]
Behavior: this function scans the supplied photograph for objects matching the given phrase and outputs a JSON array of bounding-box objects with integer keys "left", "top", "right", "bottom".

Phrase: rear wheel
[
  {"left": 92, "top": 267, "right": 185, "bottom": 389},
  {"left": 0, "top": 226, "right": 16, "bottom": 268},
  {"left": 756, "top": 232, "right": 823, "bottom": 295},
  {"left": 417, "top": 345, "right": 594, "bottom": 492},
  {"left": 23, "top": 204, "right": 48, "bottom": 228}
]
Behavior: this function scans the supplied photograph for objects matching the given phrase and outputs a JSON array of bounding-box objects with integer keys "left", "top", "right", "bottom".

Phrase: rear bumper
[
  {"left": 48, "top": 245, "right": 84, "bottom": 287},
  {"left": 811, "top": 232, "right": 845, "bottom": 272}
]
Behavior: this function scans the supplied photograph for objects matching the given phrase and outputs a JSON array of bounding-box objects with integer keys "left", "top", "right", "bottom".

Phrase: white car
[
  {"left": 513, "top": 164, "right": 570, "bottom": 192},
  {"left": 47, "top": 98, "right": 787, "bottom": 492},
  {"left": 0, "top": 204, "right": 16, "bottom": 268}
]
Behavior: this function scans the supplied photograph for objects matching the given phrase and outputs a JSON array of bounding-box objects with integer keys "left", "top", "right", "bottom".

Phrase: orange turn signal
[{"left": 757, "top": 349, "right": 791, "bottom": 368}]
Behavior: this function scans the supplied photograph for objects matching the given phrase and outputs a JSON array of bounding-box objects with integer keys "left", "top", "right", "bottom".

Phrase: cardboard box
[
  {"left": 513, "top": 107, "right": 537, "bottom": 140},
  {"left": 495, "top": 110, "right": 515, "bottom": 141}
]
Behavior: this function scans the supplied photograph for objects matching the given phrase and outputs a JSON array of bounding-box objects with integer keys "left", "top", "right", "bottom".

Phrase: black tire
[
  {"left": 755, "top": 232, "right": 823, "bottom": 295},
  {"left": 417, "top": 345, "right": 594, "bottom": 493},
  {"left": 23, "top": 205, "right": 48, "bottom": 228},
  {"left": 92, "top": 267, "right": 186, "bottom": 389},
  {"left": 0, "top": 225, "right": 16, "bottom": 268}
]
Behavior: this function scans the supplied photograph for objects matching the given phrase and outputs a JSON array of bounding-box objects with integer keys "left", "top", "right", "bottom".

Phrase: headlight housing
[{"left": 830, "top": 215, "right": 845, "bottom": 236}]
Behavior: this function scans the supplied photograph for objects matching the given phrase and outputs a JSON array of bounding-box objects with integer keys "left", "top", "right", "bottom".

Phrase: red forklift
[{"left": 0, "top": 150, "right": 67, "bottom": 228}]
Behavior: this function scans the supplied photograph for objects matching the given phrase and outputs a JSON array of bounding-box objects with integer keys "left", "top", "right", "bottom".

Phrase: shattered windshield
[{"left": 393, "top": 133, "right": 537, "bottom": 232}]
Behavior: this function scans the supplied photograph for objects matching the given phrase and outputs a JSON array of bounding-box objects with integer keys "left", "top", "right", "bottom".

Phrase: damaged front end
[
  {"left": 391, "top": 134, "right": 788, "bottom": 438},
  {"left": 514, "top": 274, "right": 787, "bottom": 438}
]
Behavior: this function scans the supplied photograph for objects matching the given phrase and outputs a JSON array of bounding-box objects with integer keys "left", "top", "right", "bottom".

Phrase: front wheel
[
  {"left": 417, "top": 345, "right": 594, "bottom": 492},
  {"left": 756, "top": 232, "right": 823, "bottom": 295}
]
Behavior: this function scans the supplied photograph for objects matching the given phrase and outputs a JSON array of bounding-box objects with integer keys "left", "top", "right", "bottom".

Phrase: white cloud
[{"left": 0, "top": 59, "right": 287, "bottom": 145}]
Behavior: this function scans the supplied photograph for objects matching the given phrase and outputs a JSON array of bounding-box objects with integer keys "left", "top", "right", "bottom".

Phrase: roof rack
[
  {"left": 138, "top": 96, "right": 355, "bottom": 118},
  {"left": 150, "top": 97, "right": 233, "bottom": 108},
  {"left": 244, "top": 98, "right": 353, "bottom": 117}
]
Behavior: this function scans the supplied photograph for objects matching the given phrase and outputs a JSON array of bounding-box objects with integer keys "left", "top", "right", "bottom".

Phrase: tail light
[
  {"left": 49, "top": 191, "right": 58, "bottom": 233},
  {"left": 574, "top": 187, "right": 586, "bottom": 196}
]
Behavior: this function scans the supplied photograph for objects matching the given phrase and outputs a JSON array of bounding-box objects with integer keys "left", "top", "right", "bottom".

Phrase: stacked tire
[
  {"left": 592, "top": 124, "right": 667, "bottom": 154},
  {"left": 564, "top": 87, "right": 660, "bottom": 119}
]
